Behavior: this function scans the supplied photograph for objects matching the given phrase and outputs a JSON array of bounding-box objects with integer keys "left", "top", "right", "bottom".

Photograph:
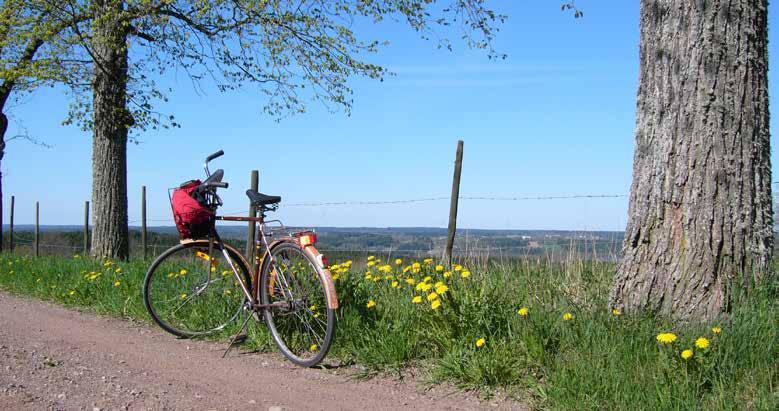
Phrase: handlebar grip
[
  {"left": 206, "top": 150, "right": 224, "bottom": 162},
  {"left": 210, "top": 181, "right": 228, "bottom": 189}
]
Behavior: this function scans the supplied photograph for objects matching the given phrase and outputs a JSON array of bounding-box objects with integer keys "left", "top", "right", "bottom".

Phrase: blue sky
[{"left": 4, "top": 2, "right": 777, "bottom": 231}]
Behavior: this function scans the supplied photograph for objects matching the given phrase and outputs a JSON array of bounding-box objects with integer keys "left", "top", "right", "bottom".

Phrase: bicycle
[{"left": 142, "top": 150, "right": 338, "bottom": 367}]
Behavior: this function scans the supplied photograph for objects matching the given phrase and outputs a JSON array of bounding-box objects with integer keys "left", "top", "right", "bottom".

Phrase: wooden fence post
[
  {"left": 445, "top": 140, "right": 464, "bottom": 266},
  {"left": 34, "top": 201, "right": 39, "bottom": 257},
  {"left": 9, "top": 195, "right": 14, "bottom": 252},
  {"left": 246, "top": 170, "right": 259, "bottom": 261},
  {"left": 141, "top": 185, "right": 147, "bottom": 260},
  {"left": 84, "top": 201, "right": 89, "bottom": 255}
]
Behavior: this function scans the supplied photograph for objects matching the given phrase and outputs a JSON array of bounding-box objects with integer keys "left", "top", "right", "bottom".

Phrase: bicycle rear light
[{"left": 298, "top": 232, "right": 317, "bottom": 247}]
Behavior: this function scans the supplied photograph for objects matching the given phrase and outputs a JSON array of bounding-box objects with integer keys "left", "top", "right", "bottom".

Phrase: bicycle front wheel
[
  {"left": 260, "top": 242, "right": 336, "bottom": 367},
  {"left": 143, "top": 241, "right": 252, "bottom": 338}
]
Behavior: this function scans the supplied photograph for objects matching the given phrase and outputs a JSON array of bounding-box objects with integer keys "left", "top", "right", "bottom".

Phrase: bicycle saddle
[{"left": 246, "top": 189, "right": 281, "bottom": 206}]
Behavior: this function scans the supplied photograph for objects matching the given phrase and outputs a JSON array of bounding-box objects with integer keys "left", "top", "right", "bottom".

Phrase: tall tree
[
  {"left": 611, "top": 0, "right": 772, "bottom": 320},
  {"left": 26, "top": 0, "right": 505, "bottom": 260},
  {"left": 0, "top": 0, "right": 89, "bottom": 251}
]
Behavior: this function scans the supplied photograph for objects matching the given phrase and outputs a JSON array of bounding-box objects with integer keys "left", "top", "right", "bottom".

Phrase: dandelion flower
[
  {"left": 368, "top": 255, "right": 375, "bottom": 261},
  {"left": 427, "top": 292, "right": 439, "bottom": 301},
  {"left": 517, "top": 307, "right": 529, "bottom": 316},
  {"left": 395, "top": 258, "right": 403, "bottom": 265},
  {"left": 310, "top": 344, "right": 318, "bottom": 351},
  {"left": 115, "top": 268, "right": 122, "bottom": 273},
  {"left": 180, "top": 293, "right": 188, "bottom": 299},
  {"left": 435, "top": 284, "right": 449, "bottom": 294},
  {"left": 656, "top": 333, "right": 677, "bottom": 344},
  {"left": 435, "top": 265, "right": 444, "bottom": 272},
  {"left": 461, "top": 271, "right": 471, "bottom": 279},
  {"left": 179, "top": 269, "right": 188, "bottom": 276},
  {"left": 562, "top": 312, "right": 574, "bottom": 321},
  {"left": 423, "top": 258, "right": 433, "bottom": 264},
  {"left": 412, "top": 296, "right": 423, "bottom": 304},
  {"left": 612, "top": 308, "right": 621, "bottom": 316},
  {"left": 412, "top": 262, "right": 421, "bottom": 269},
  {"left": 454, "top": 264, "right": 463, "bottom": 272},
  {"left": 367, "top": 261, "right": 376, "bottom": 267},
  {"left": 68, "top": 290, "right": 76, "bottom": 296},
  {"left": 310, "top": 305, "right": 318, "bottom": 311},
  {"left": 695, "top": 337, "right": 710, "bottom": 349},
  {"left": 223, "top": 290, "right": 232, "bottom": 295},
  {"left": 712, "top": 327, "right": 721, "bottom": 334},
  {"left": 431, "top": 300, "right": 441, "bottom": 310},
  {"left": 366, "top": 299, "right": 376, "bottom": 309},
  {"left": 406, "top": 278, "right": 417, "bottom": 285},
  {"left": 681, "top": 349, "right": 693, "bottom": 360},
  {"left": 113, "top": 281, "right": 121, "bottom": 287},
  {"left": 476, "top": 338, "right": 486, "bottom": 348},
  {"left": 443, "top": 271, "right": 452, "bottom": 278},
  {"left": 423, "top": 276, "right": 432, "bottom": 283}
]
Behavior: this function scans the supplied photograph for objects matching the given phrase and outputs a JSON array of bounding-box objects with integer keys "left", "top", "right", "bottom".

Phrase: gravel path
[{"left": 0, "top": 292, "right": 526, "bottom": 410}]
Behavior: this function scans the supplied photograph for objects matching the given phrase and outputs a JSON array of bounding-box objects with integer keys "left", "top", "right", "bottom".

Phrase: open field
[{"left": 0, "top": 252, "right": 776, "bottom": 410}]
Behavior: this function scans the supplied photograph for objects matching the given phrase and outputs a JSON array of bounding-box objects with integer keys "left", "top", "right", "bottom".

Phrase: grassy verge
[{"left": 0, "top": 252, "right": 776, "bottom": 410}]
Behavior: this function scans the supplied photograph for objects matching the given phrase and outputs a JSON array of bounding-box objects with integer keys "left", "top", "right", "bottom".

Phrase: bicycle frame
[{"left": 206, "top": 214, "right": 338, "bottom": 311}]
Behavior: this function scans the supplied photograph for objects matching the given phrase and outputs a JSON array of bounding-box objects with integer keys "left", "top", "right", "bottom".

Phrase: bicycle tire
[
  {"left": 259, "top": 242, "right": 336, "bottom": 367},
  {"left": 143, "top": 240, "right": 252, "bottom": 338}
]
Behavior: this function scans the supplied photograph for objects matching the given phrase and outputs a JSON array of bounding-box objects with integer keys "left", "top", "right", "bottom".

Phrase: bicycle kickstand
[{"left": 222, "top": 311, "right": 252, "bottom": 358}]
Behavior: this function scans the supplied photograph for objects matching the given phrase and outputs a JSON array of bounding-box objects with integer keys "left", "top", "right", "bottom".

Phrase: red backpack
[{"left": 171, "top": 180, "right": 214, "bottom": 239}]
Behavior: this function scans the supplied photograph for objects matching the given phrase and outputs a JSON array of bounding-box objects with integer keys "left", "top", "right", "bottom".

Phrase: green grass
[{"left": 0, "top": 252, "right": 776, "bottom": 410}]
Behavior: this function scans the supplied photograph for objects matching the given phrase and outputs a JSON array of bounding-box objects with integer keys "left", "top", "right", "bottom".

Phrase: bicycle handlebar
[
  {"left": 206, "top": 150, "right": 224, "bottom": 162},
  {"left": 208, "top": 181, "right": 229, "bottom": 189}
]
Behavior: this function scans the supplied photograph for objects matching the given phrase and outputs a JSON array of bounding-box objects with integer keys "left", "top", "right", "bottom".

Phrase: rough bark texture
[
  {"left": 90, "top": 0, "right": 130, "bottom": 260},
  {"left": 611, "top": 0, "right": 773, "bottom": 321}
]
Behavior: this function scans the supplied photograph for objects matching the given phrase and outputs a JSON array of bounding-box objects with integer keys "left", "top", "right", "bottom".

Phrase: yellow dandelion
[
  {"left": 366, "top": 299, "right": 376, "bottom": 309},
  {"left": 431, "top": 300, "right": 442, "bottom": 310},
  {"left": 435, "top": 284, "right": 449, "bottom": 294},
  {"left": 368, "top": 255, "right": 375, "bottom": 261},
  {"left": 476, "top": 338, "right": 486, "bottom": 348},
  {"left": 310, "top": 344, "right": 318, "bottom": 351},
  {"left": 332, "top": 274, "right": 340, "bottom": 281},
  {"left": 167, "top": 272, "right": 174, "bottom": 278},
  {"left": 656, "top": 333, "right": 677, "bottom": 344},
  {"left": 435, "top": 265, "right": 444, "bottom": 272},
  {"left": 223, "top": 289, "right": 232, "bottom": 295},
  {"left": 412, "top": 262, "right": 421, "bottom": 269},
  {"left": 423, "top": 258, "right": 433, "bottom": 264},
  {"left": 427, "top": 292, "right": 439, "bottom": 301},
  {"left": 365, "top": 273, "right": 373, "bottom": 280},
  {"left": 115, "top": 268, "right": 122, "bottom": 273},
  {"left": 179, "top": 269, "right": 187, "bottom": 276},
  {"left": 695, "top": 337, "right": 710, "bottom": 349},
  {"left": 562, "top": 312, "right": 574, "bottom": 321},
  {"left": 395, "top": 258, "right": 403, "bottom": 265},
  {"left": 403, "top": 266, "right": 411, "bottom": 273},
  {"left": 113, "top": 281, "right": 121, "bottom": 287},
  {"left": 612, "top": 308, "right": 621, "bottom": 316},
  {"left": 412, "top": 296, "right": 423, "bottom": 304},
  {"left": 310, "top": 305, "right": 318, "bottom": 311},
  {"left": 391, "top": 281, "right": 400, "bottom": 288},
  {"left": 712, "top": 327, "right": 721, "bottom": 334},
  {"left": 367, "top": 261, "right": 376, "bottom": 267},
  {"left": 517, "top": 307, "right": 529, "bottom": 316},
  {"left": 405, "top": 278, "right": 417, "bottom": 285},
  {"left": 180, "top": 293, "right": 188, "bottom": 300},
  {"left": 68, "top": 290, "right": 76, "bottom": 296},
  {"left": 443, "top": 271, "right": 452, "bottom": 278},
  {"left": 681, "top": 349, "right": 693, "bottom": 360},
  {"left": 423, "top": 276, "right": 432, "bottom": 283},
  {"left": 461, "top": 270, "right": 471, "bottom": 279},
  {"left": 454, "top": 264, "right": 463, "bottom": 271}
]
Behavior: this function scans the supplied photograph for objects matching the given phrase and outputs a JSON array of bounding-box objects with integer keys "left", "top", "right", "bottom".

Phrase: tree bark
[
  {"left": 0, "top": 111, "right": 6, "bottom": 252},
  {"left": 90, "top": 0, "right": 130, "bottom": 260},
  {"left": 611, "top": 0, "right": 772, "bottom": 321}
]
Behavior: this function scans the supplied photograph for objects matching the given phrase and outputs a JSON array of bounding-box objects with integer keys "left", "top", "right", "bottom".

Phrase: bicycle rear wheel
[
  {"left": 143, "top": 241, "right": 252, "bottom": 338},
  {"left": 260, "top": 242, "right": 335, "bottom": 367}
]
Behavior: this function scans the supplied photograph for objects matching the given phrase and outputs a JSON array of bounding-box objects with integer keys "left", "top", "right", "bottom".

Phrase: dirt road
[{"left": 0, "top": 292, "right": 525, "bottom": 410}]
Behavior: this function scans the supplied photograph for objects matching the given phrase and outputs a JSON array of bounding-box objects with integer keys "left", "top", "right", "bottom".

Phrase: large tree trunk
[
  {"left": 0, "top": 111, "right": 6, "bottom": 252},
  {"left": 611, "top": 0, "right": 772, "bottom": 321},
  {"left": 90, "top": 0, "right": 130, "bottom": 259}
]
